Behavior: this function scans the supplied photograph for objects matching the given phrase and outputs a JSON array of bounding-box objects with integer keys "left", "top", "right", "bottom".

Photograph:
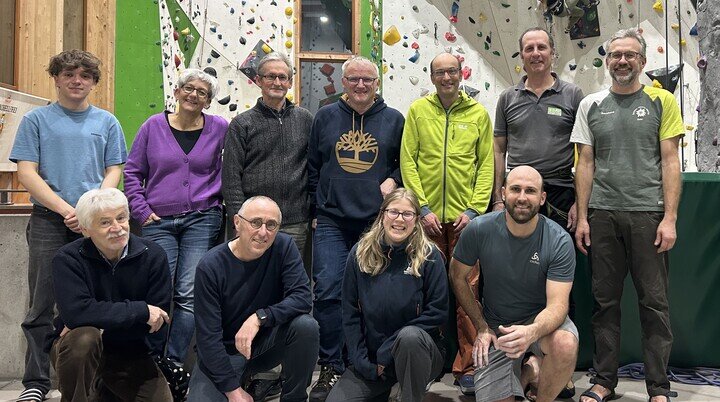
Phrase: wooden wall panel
[
  {"left": 63, "top": 0, "right": 84, "bottom": 51},
  {"left": 16, "top": 0, "right": 64, "bottom": 100},
  {"left": 85, "top": 0, "right": 115, "bottom": 112}
]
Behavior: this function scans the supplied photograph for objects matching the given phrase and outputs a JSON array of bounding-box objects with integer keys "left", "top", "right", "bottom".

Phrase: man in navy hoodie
[
  {"left": 49, "top": 188, "right": 172, "bottom": 402},
  {"left": 187, "top": 196, "right": 319, "bottom": 402},
  {"left": 307, "top": 55, "right": 405, "bottom": 401}
]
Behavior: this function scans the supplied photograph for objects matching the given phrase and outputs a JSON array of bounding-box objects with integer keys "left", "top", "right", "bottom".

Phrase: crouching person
[
  {"left": 187, "top": 196, "right": 319, "bottom": 402},
  {"left": 327, "top": 189, "right": 449, "bottom": 402},
  {"left": 49, "top": 188, "right": 172, "bottom": 402}
]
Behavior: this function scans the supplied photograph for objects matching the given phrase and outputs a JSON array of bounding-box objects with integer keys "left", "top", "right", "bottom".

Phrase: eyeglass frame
[
  {"left": 258, "top": 74, "right": 291, "bottom": 83},
  {"left": 343, "top": 76, "right": 378, "bottom": 85},
  {"left": 236, "top": 214, "right": 280, "bottom": 231},
  {"left": 383, "top": 209, "right": 418, "bottom": 221},
  {"left": 180, "top": 84, "right": 209, "bottom": 99},
  {"left": 431, "top": 67, "right": 461, "bottom": 78},
  {"left": 607, "top": 51, "right": 644, "bottom": 61}
]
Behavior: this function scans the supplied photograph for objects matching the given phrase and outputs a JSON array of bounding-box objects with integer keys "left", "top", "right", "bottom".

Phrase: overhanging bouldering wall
[
  {"left": 695, "top": 0, "right": 719, "bottom": 171},
  {"left": 381, "top": 0, "right": 702, "bottom": 170}
]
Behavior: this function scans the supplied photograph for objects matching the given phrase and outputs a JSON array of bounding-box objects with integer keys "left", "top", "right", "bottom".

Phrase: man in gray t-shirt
[{"left": 450, "top": 166, "right": 577, "bottom": 402}]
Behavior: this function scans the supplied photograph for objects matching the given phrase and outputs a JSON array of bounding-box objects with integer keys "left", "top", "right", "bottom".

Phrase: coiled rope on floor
[{"left": 588, "top": 363, "right": 720, "bottom": 387}]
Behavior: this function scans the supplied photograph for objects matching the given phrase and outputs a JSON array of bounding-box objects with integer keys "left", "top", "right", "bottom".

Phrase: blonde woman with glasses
[{"left": 327, "top": 188, "right": 449, "bottom": 402}]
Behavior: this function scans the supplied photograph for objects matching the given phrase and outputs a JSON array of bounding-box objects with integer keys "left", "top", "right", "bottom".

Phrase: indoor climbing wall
[
  {"left": 695, "top": 0, "right": 718, "bottom": 171},
  {"left": 157, "top": 0, "right": 297, "bottom": 117},
  {"left": 381, "top": 0, "right": 702, "bottom": 170}
]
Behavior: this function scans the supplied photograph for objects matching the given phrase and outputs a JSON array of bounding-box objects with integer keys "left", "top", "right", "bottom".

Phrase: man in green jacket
[{"left": 400, "top": 51, "right": 494, "bottom": 395}]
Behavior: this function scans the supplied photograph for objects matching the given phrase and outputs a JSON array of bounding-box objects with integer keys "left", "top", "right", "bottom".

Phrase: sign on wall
[{"left": 0, "top": 88, "right": 49, "bottom": 172}]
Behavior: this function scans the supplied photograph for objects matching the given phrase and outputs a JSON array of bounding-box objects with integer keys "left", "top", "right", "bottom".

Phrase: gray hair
[
  {"left": 237, "top": 196, "right": 282, "bottom": 224},
  {"left": 518, "top": 27, "right": 555, "bottom": 53},
  {"left": 177, "top": 68, "right": 219, "bottom": 100},
  {"left": 341, "top": 56, "right": 379, "bottom": 77},
  {"left": 608, "top": 28, "right": 647, "bottom": 58},
  {"left": 76, "top": 188, "right": 129, "bottom": 229},
  {"left": 257, "top": 52, "right": 294, "bottom": 77}
]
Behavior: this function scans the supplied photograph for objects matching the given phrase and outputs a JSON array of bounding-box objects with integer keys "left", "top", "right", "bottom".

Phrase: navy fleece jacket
[
  {"left": 194, "top": 233, "right": 312, "bottom": 393},
  {"left": 342, "top": 243, "right": 449, "bottom": 380},
  {"left": 308, "top": 95, "right": 404, "bottom": 226},
  {"left": 50, "top": 234, "right": 171, "bottom": 354}
]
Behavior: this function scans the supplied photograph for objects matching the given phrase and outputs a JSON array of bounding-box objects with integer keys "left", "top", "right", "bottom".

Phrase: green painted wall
[
  {"left": 360, "top": 0, "right": 383, "bottom": 90},
  {"left": 115, "top": 1, "right": 164, "bottom": 148}
]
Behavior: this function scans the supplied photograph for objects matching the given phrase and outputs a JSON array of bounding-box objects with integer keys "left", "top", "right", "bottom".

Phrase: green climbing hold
[
  {"left": 501, "top": 3, "right": 511, "bottom": 7},
  {"left": 484, "top": 42, "right": 490, "bottom": 50},
  {"left": 593, "top": 58, "right": 603, "bottom": 67},
  {"left": 476, "top": 31, "right": 482, "bottom": 37},
  {"left": 485, "top": 82, "right": 490, "bottom": 90},
  {"left": 492, "top": 50, "right": 501, "bottom": 56},
  {"left": 149, "top": 103, "right": 156, "bottom": 108}
]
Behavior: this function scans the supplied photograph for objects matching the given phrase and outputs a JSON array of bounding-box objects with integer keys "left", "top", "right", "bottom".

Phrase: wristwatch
[{"left": 256, "top": 309, "right": 268, "bottom": 327}]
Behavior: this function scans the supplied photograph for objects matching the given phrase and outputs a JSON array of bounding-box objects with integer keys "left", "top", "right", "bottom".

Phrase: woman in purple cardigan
[{"left": 124, "top": 69, "right": 228, "bottom": 389}]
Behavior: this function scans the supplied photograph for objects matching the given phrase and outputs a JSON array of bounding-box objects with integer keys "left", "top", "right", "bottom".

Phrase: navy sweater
[
  {"left": 308, "top": 96, "right": 404, "bottom": 226},
  {"left": 50, "top": 234, "right": 171, "bottom": 354},
  {"left": 343, "top": 243, "right": 449, "bottom": 380},
  {"left": 194, "top": 233, "right": 312, "bottom": 392}
]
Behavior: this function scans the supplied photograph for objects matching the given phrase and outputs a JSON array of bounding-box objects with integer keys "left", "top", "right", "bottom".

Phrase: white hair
[{"left": 75, "top": 188, "right": 129, "bottom": 229}]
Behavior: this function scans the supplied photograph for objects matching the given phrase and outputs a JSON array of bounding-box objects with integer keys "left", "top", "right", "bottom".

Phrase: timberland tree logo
[
  {"left": 530, "top": 252, "right": 540, "bottom": 265},
  {"left": 335, "top": 130, "right": 378, "bottom": 173}
]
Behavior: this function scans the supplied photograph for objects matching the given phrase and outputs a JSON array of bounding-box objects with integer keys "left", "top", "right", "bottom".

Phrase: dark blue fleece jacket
[
  {"left": 194, "top": 232, "right": 312, "bottom": 393},
  {"left": 49, "top": 234, "right": 171, "bottom": 354},
  {"left": 342, "top": 243, "right": 449, "bottom": 381},
  {"left": 308, "top": 95, "right": 404, "bottom": 227}
]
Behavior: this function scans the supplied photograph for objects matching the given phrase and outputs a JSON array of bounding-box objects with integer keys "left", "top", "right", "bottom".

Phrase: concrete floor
[{"left": 1, "top": 371, "right": 718, "bottom": 401}]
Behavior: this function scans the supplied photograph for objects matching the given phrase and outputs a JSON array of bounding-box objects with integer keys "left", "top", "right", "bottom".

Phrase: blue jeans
[
  {"left": 22, "top": 206, "right": 82, "bottom": 393},
  {"left": 186, "top": 314, "right": 319, "bottom": 402},
  {"left": 143, "top": 207, "right": 222, "bottom": 362},
  {"left": 312, "top": 221, "right": 366, "bottom": 372}
]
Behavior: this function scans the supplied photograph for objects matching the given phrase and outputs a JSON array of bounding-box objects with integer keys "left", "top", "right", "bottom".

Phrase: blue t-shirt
[
  {"left": 453, "top": 211, "right": 575, "bottom": 329},
  {"left": 9, "top": 102, "right": 127, "bottom": 207}
]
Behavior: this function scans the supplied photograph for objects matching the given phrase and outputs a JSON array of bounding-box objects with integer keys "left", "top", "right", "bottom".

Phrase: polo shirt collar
[{"left": 515, "top": 72, "right": 561, "bottom": 93}]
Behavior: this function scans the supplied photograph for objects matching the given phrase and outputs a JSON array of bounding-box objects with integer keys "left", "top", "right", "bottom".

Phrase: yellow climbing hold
[
  {"left": 671, "top": 23, "right": 680, "bottom": 30},
  {"left": 652, "top": 1, "right": 663, "bottom": 12},
  {"left": 180, "top": 27, "right": 190, "bottom": 35},
  {"left": 285, "top": 40, "right": 293, "bottom": 49},
  {"left": 286, "top": 94, "right": 294, "bottom": 102},
  {"left": 515, "top": 65, "right": 522, "bottom": 73},
  {"left": 382, "top": 64, "right": 388, "bottom": 74},
  {"left": 652, "top": 79, "right": 663, "bottom": 88},
  {"left": 478, "top": 13, "right": 487, "bottom": 22},
  {"left": 680, "top": 39, "right": 687, "bottom": 46},
  {"left": 383, "top": 25, "right": 401, "bottom": 46},
  {"left": 286, "top": 30, "right": 293, "bottom": 38},
  {"left": 285, "top": 7, "right": 293, "bottom": 16},
  {"left": 262, "top": 43, "right": 272, "bottom": 54},
  {"left": 685, "top": 125, "right": 695, "bottom": 131}
]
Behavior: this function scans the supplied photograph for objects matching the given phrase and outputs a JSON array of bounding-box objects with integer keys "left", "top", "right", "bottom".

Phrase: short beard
[
  {"left": 610, "top": 69, "right": 637, "bottom": 86},
  {"left": 507, "top": 203, "right": 540, "bottom": 224}
]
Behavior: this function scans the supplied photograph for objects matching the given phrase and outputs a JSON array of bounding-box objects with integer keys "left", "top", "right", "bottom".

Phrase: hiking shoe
[
  {"left": 309, "top": 365, "right": 340, "bottom": 401},
  {"left": 154, "top": 356, "right": 190, "bottom": 402},
  {"left": 458, "top": 374, "right": 475, "bottom": 395},
  {"left": 246, "top": 378, "right": 282, "bottom": 401}
]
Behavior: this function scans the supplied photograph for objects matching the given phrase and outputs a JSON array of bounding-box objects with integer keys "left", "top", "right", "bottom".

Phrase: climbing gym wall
[
  {"left": 696, "top": 0, "right": 718, "bottom": 171},
  {"left": 381, "top": 0, "right": 702, "bottom": 171}
]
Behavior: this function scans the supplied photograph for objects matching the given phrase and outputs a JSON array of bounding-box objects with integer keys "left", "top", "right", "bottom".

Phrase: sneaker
[
  {"left": 309, "top": 365, "right": 340, "bottom": 401},
  {"left": 245, "top": 378, "right": 282, "bottom": 401},
  {"left": 458, "top": 374, "right": 475, "bottom": 395}
]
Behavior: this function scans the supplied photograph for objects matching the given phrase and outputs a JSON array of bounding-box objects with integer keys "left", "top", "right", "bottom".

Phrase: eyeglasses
[
  {"left": 344, "top": 76, "right": 378, "bottom": 85},
  {"left": 180, "top": 85, "right": 209, "bottom": 99},
  {"left": 431, "top": 68, "right": 460, "bottom": 78},
  {"left": 259, "top": 74, "right": 290, "bottom": 83},
  {"left": 237, "top": 214, "right": 279, "bottom": 231},
  {"left": 384, "top": 209, "right": 417, "bottom": 221},
  {"left": 607, "top": 51, "right": 644, "bottom": 61}
]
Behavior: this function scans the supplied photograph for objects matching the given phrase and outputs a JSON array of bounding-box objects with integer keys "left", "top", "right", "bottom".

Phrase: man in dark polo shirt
[{"left": 492, "top": 27, "right": 584, "bottom": 232}]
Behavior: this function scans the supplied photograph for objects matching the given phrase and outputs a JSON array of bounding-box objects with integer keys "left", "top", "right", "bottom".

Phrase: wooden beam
[
  {"left": 16, "top": 0, "right": 64, "bottom": 99},
  {"left": 84, "top": 0, "right": 115, "bottom": 112}
]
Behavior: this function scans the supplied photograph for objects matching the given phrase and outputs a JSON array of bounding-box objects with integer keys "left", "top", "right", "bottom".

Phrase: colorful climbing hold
[
  {"left": 411, "top": 42, "right": 419, "bottom": 50},
  {"left": 592, "top": 58, "right": 603, "bottom": 67},
  {"left": 383, "top": 25, "right": 401, "bottom": 45},
  {"left": 409, "top": 51, "right": 420, "bottom": 63},
  {"left": 652, "top": 1, "right": 663, "bottom": 12},
  {"left": 285, "top": 40, "right": 293, "bottom": 49},
  {"left": 484, "top": 82, "right": 490, "bottom": 90},
  {"left": 461, "top": 66, "right": 472, "bottom": 79},
  {"left": 445, "top": 32, "right": 457, "bottom": 43},
  {"left": 657, "top": 46, "right": 664, "bottom": 53},
  {"left": 598, "top": 46, "right": 606, "bottom": 56},
  {"left": 286, "top": 30, "right": 293, "bottom": 38},
  {"left": 515, "top": 65, "right": 522, "bottom": 73},
  {"left": 262, "top": 43, "right": 272, "bottom": 54},
  {"left": 180, "top": 27, "right": 190, "bottom": 35},
  {"left": 492, "top": 50, "right": 501, "bottom": 56}
]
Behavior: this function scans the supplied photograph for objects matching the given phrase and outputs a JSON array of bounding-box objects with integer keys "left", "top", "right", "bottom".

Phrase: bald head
[
  {"left": 430, "top": 52, "right": 461, "bottom": 74},
  {"left": 506, "top": 165, "right": 544, "bottom": 190}
]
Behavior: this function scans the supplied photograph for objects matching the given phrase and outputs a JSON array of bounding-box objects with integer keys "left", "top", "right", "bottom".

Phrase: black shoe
[
  {"left": 309, "top": 365, "right": 340, "bottom": 402},
  {"left": 245, "top": 378, "right": 282, "bottom": 401},
  {"left": 155, "top": 356, "right": 190, "bottom": 402}
]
